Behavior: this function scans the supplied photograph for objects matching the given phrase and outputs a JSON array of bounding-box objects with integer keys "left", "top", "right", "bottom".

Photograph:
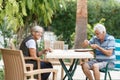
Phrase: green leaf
[
  {"left": 0, "top": 0, "right": 3, "bottom": 9},
  {"left": 5, "top": 2, "right": 11, "bottom": 15},
  {"left": 21, "top": 1, "right": 27, "bottom": 16},
  {"left": 12, "top": 1, "right": 19, "bottom": 13},
  {"left": 26, "top": 0, "right": 32, "bottom": 10}
]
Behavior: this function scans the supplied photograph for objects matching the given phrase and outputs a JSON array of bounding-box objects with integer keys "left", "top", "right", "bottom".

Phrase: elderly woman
[
  {"left": 20, "top": 25, "right": 52, "bottom": 80},
  {"left": 81, "top": 24, "right": 115, "bottom": 80}
]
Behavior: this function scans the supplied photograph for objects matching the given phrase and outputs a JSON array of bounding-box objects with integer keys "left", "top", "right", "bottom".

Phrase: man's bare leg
[
  {"left": 81, "top": 63, "right": 93, "bottom": 80},
  {"left": 93, "top": 64, "right": 100, "bottom": 80}
]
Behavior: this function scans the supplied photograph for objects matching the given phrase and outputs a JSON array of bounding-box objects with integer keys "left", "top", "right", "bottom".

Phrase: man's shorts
[{"left": 88, "top": 59, "right": 115, "bottom": 70}]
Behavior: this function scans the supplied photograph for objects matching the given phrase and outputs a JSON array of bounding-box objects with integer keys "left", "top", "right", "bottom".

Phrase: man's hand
[
  {"left": 82, "top": 40, "right": 89, "bottom": 48},
  {"left": 90, "top": 44, "right": 98, "bottom": 49}
]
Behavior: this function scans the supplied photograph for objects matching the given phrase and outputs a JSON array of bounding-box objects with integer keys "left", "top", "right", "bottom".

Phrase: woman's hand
[{"left": 43, "top": 48, "right": 53, "bottom": 53}]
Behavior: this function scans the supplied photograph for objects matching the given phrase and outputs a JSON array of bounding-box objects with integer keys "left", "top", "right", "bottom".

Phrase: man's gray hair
[
  {"left": 31, "top": 25, "right": 44, "bottom": 32},
  {"left": 94, "top": 24, "right": 106, "bottom": 33}
]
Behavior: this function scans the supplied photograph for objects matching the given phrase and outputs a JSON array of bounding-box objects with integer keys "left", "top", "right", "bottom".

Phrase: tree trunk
[{"left": 74, "top": 0, "right": 88, "bottom": 49}]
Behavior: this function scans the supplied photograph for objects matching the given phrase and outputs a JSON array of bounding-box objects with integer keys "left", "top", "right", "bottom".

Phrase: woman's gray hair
[
  {"left": 94, "top": 24, "right": 106, "bottom": 33},
  {"left": 31, "top": 25, "right": 44, "bottom": 32}
]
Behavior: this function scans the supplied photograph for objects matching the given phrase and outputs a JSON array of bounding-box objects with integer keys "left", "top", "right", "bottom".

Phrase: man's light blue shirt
[{"left": 89, "top": 34, "right": 115, "bottom": 61}]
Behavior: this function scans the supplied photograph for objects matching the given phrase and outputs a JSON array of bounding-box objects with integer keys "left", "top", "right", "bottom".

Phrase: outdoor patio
[{"left": 49, "top": 65, "right": 120, "bottom": 80}]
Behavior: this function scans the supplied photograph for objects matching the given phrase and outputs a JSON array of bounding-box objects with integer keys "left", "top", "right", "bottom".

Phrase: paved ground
[
  {"left": 49, "top": 65, "right": 120, "bottom": 80},
  {"left": 0, "top": 59, "right": 120, "bottom": 80}
]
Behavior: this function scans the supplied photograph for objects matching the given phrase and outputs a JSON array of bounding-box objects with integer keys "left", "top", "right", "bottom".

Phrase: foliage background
[
  {"left": 50, "top": 0, "right": 77, "bottom": 48},
  {"left": 50, "top": 0, "right": 120, "bottom": 48},
  {"left": 88, "top": 0, "right": 120, "bottom": 38}
]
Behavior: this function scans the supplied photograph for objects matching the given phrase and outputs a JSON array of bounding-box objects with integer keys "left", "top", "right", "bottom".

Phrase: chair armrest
[
  {"left": 24, "top": 57, "right": 40, "bottom": 60},
  {"left": 24, "top": 57, "right": 49, "bottom": 69},
  {"left": 24, "top": 57, "right": 41, "bottom": 69},
  {"left": 24, "top": 57, "right": 49, "bottom": 62},
  {"left": 25, "top": 68, "right": 58, "bottom": 77}
]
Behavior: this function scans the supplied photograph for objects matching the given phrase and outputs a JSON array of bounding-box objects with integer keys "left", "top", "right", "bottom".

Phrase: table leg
[
  {"left": 59, "top": 59, "right": 79, "bottom": 80},
  {"left": 71, "top": 59, "right": 79, "bottom": 76},
  {"left": 63, "top": 59, "right": 79, "bottom": 80},
  {"left": 59, "top": 59, "right": 73, "bottom": 80},
  {"left": 63, "top": 59, "right": 75, "bottom": 79}
]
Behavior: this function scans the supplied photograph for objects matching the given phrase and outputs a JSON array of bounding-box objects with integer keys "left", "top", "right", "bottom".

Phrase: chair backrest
[
  {"left": 44, "top": 40, "right": 51, "bottom": 49},
  {"left": 0, "top": 48, "right": 26, "bottom": 80},
  {"left": 53, "top": 41, "right": 64, "bottom": 50},
  {"left": 114, "top": 39, "right": 120, "bottom": 68},
  {"left": 44, "top": 40, "right": 64, "bottom": 50}
]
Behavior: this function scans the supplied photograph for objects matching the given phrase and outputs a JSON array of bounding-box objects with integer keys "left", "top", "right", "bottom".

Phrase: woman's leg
[{"left": 40, "top": 61, "right": 53, "bottom": 80}]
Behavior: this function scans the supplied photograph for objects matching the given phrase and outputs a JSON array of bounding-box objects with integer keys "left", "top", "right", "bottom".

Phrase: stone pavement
[{"left": 49, "top": 65, "right": 120, "bottom": 80}]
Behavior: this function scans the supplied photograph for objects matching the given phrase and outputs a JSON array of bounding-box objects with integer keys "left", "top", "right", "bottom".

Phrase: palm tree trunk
[{"left": 74, "top": 0, "right": 88, "bottom": 49}]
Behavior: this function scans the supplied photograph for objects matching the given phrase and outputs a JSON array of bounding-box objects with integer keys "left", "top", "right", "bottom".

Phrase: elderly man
[
  {"left": 81, "top": 24, "right": 115, "bottom": 80},
  {"left": 20, "top": 25, "right": 52, "bottom": 80}
]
